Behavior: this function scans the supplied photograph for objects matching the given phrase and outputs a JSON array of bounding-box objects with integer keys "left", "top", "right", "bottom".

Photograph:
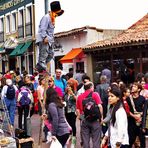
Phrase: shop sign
[{"left": 0, "top": 0, "right": 24, "bottom": 11}]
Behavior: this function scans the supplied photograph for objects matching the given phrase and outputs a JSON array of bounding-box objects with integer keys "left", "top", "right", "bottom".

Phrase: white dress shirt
[{"left": 105, "top": 107, "right": 129, "bottom": 148}]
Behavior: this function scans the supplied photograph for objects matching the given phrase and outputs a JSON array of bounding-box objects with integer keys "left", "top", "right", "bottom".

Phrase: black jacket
[{"left": 142, "top": 99, "right": 148, "bottom": 129}]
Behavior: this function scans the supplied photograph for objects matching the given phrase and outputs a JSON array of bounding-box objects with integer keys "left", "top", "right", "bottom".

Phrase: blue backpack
[
  {"left": 6, "top": 85, "right": 15, "bottom": 99},
  {"left": 19, "top": 88, "right": 31, "bottom": 106}
]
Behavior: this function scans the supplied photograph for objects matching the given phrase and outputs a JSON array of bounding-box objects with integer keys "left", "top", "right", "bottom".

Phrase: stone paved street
[{"left": 14, "top": 113, "right": 82, "bottom": 148}]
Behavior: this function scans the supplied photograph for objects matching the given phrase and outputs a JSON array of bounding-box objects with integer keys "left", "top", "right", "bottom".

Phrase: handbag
[
  {"left": 50, "top": 138, "right": 62, "bottom": 148},
  {"left": 44, "top": 119, "right": 52, "bottom": 131},
  {"left": 102, "top": 143, "right": 108, "bottom": 148},
  {"left": 130, "top": 95, "right": 142, "bottom": 126},
  {"left": 15, "top": 128, "right": 27, "bottom": 139},
  {"left": 102, "top": 138, "right": 110, "bottom": 148}
]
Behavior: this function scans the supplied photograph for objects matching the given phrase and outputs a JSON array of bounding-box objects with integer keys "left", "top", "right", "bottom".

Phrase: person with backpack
[
  {"left": 23, "top": 74, "right": 35, "bottom": 117},
  {"left": 76, "top": 81, "right": 103, "bottom": 148},
  {"left": 17, "top": 86, "right": 34, "bottom": 133},
  {"left": 1, "top": 79, "right": 18, "bottom": 126}
]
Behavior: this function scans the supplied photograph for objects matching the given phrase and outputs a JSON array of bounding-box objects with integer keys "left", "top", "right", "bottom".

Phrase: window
[
  {"left": 0, "top": 18, "right": 4, "bottom": 32},
  {"left": 26, "top": 6, "right": 32, "bottom": 36},
  {"left": 0, "top": 18, "right": 4, "bottom": 42},
  {"left": 6, "top": 15, "right": 10, "bottom": 33},
  {"left": 55, "top": 56, "right": 63, "bottom": 70},
  {"left": 18, "top": 10, "right": 24, "bottom": 38},
  {"left": 12, "top": 13, "right": 16, "bottom": 32},
  {"left": 76, "top": 62, "right": 84, "bottom": 72},
  {"left": 18, "top": 9, "right": 23, "bottom": 26},
  {"left": 26, "top": 6, "right": 32, "bottom": 23}
]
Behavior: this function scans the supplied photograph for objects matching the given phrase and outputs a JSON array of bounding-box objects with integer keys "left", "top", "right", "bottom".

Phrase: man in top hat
[{"left": 36, "top": 1, "right": 64, "bottom": 73}]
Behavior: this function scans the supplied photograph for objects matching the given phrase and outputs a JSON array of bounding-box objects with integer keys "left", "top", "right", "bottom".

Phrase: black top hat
[{"left": 50, "top": 1, "right": 64, "bottom": 16}]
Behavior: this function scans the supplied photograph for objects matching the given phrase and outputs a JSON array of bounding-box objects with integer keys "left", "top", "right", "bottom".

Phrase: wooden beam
[
  {"left": 139, "top": 51, "right": 142, "bottom": 73},
  {"left": 111, "top": 53, "right": 113, "bottom": 82}
]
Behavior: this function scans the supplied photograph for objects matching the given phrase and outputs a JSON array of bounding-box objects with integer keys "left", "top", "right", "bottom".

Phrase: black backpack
[
  {"left": 6, "top": 85, "right": 15, "bottom": 99},
  {"left": 82, "top": 92, "right": 101, "bottom": 122}
]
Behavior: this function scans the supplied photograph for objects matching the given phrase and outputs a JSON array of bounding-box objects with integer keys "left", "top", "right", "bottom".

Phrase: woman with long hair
[
  {"left": 64, "top": 81, "right": 77, "bottom": 146},
  {"left": 101, "top": 85, "right": 129, "bottom": 148},
  {"left": 45, "top": 87, "right": 70, "bottom": 147}
]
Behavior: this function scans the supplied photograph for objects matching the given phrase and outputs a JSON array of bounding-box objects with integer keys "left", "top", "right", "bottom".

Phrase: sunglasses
[{"left": 49, "top": 80, "right": 53, "bottom": 83}]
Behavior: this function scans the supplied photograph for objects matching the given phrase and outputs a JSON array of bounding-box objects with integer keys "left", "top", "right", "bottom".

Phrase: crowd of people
[{"left": 0, "top": 68, "right": 148, "bottom": 148}]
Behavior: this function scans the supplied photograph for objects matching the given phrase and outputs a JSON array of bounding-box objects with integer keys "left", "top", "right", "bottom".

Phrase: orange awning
[{"left": 60, "top": 48, "right": 83, "bottom": 63}]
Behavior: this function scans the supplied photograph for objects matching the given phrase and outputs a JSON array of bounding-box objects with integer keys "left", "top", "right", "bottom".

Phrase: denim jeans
[
  {"left": 4, "top": 97, "right": 16, "bottom": 125},
  {"left": 38, "top": 42, "right": 54, "bottom": 69}
]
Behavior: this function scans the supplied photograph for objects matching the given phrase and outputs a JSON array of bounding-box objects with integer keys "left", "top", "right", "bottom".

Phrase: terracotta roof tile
[
  {"left": 83, "top": 13, "right": 148, "bottom": 51},
  {"left": 55, "top": 26, "right": 103, "bottom": 38}
]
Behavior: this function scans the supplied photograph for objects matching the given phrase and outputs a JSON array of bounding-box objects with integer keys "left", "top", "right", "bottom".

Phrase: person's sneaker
[{"left": 42, "top": 139, "right": 47, "bottom": 143}]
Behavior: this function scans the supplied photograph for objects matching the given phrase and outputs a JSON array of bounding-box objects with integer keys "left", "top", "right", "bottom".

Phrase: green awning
[
  {"left": 19, "top": 41, "right": 32, "bottom": 55},
  {"left": 9, "top": 43, "right": 24, "bottom": 57},
  {"left": 0, "top": 47, "right": 5, "bottom": 54},
  {"left": 0, "top": 48, "right": 3, "bottom": 51}
]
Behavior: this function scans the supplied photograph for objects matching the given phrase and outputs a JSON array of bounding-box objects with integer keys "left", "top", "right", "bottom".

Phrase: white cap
[
  {"left": 6, "top": 79, "right": 12, "bottom": 85},
  {"left": 10, "top": 70, "right": 14, "bottom": 74}
]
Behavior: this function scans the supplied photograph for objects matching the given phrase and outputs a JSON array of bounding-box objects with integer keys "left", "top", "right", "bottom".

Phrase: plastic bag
[{"left": 50, "top": 138, "right": 62, "bottom": 148}]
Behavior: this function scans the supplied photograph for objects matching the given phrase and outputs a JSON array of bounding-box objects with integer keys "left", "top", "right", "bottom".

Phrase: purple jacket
[{"left": 48, "top": 102, "right": 70, "bottom": 136}]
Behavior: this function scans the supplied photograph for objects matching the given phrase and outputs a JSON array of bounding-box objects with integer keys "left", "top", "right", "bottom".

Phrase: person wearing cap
[
  {"left": 36, "top": 1, "right": 64, "bottom": 72},
  {"left": 4, "top": 70, "right": 12, "bottom": 80},
  {"left": 10, "top": 70, "right": 16, "bottom": 84},
  {"left": 1, "top": 79, "right": 18, "bottom": 126}
]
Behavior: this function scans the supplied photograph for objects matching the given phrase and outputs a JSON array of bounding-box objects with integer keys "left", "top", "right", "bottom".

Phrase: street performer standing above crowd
[{"left": 36, "top": 1, "right": 64, "bottom": 73}]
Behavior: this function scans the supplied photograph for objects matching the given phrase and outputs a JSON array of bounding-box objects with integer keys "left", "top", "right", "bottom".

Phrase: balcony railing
[
  {"left": 18, "top": 25, "right": 24, "bottom": 38},
  {"left": 0, "top": 31, "right": 4, "bottom": 43},
  {"left": 25, "top": 22, "right": 32, "bottom": 36}
]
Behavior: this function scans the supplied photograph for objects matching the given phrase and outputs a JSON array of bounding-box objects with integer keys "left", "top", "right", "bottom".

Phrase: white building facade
[
  {"left": 53, "top": 26, "right": 123, "bottom": 75},
  {"left": 0, "top": 0, "right": 49, "bottom": 74},
  {"left": 0, "top": 0, "right": 123, "bottom": 76}
]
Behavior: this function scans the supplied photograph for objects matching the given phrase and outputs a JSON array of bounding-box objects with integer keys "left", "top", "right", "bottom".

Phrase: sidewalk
[
  {"left": 14, "top": 113, "right": 82, "bottom": 148},
  {"left": 14, "top": 114, "right": 49, "bottom": 148}
]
